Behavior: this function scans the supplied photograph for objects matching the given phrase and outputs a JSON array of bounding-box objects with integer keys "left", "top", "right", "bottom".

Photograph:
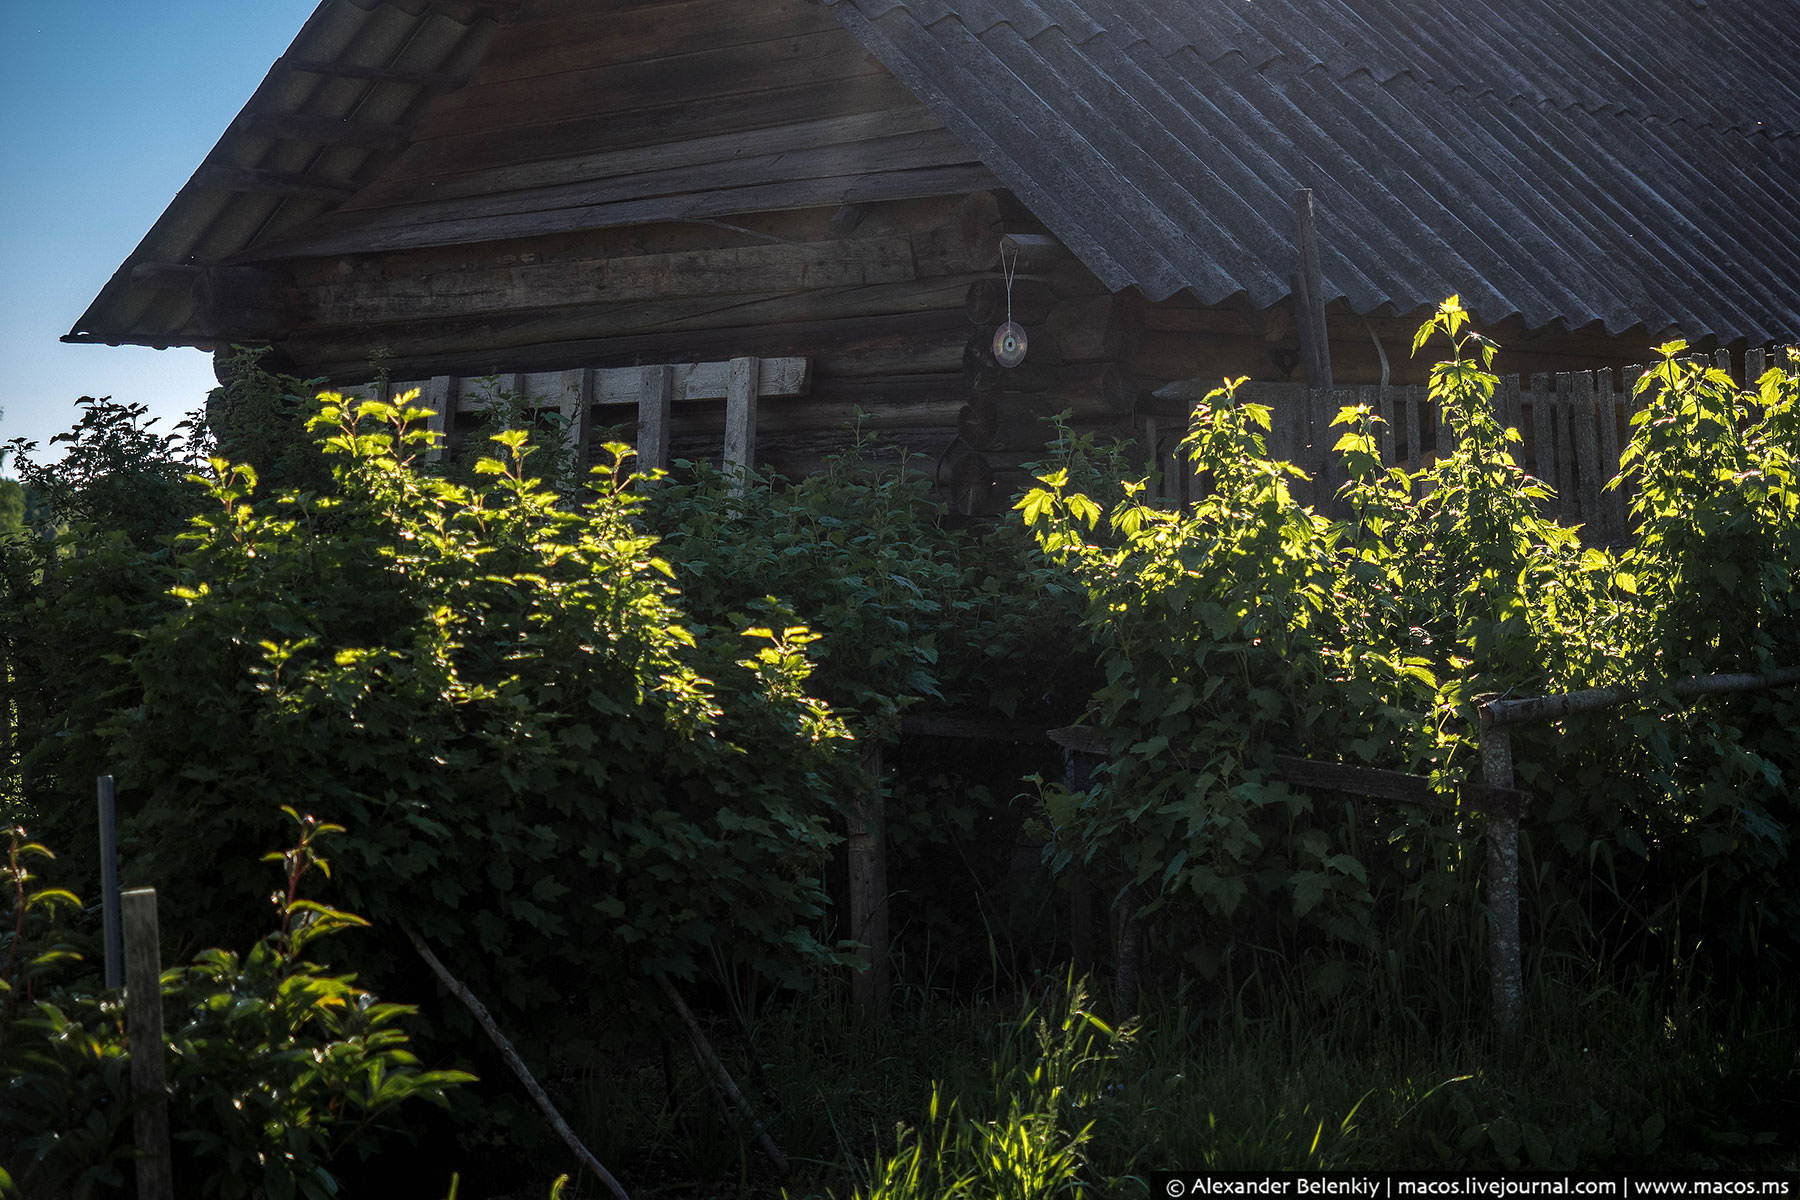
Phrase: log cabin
[{"left": 68, "top": 0, "right": 1800, "bottom": 513}]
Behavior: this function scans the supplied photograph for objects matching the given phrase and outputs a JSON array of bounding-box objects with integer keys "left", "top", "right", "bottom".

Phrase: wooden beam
[
  {"left": 239, "top": 112, "right": 412, "bottom": 149},
  {"left": 281, "top": 59, "right": 469, "bottom": 89},
  {"left": 193, "top": 164, "right": 358, "bottom": 202},
  {"left": 998, "top": 232, "right": 1071, "bottom": 270}
]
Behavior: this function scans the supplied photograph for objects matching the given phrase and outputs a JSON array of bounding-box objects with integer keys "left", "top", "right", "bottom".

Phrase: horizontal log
[
  {"left": 1043, "top": 729, "right": 1520, "bottom": 814},
  {"left": 251, "top": 162, "right": 1001, "bottom": 259},
  {"left": 328, "top": 128, "right": 975, "bottom": 231},
  {"left": 294, "top": 236, "right": 921, "bottom": 325},
  {"left": 1047, "top": 295, "right": 1143, "bottom": 363},
  {"left": 352, "top": 107, "right": 947, "bottom": 212},
  {"left": 287, "top": 308, "right": 973, "bottom": 386},
  {"left": 999, "top": 233, "right": 1070, "bottom": 269},
  {"left": 964, "top": 278, "right": 1060, "bottom": 326},
  {"left": 1484, "top": 667, "right": 1800, "bottom": 729}
]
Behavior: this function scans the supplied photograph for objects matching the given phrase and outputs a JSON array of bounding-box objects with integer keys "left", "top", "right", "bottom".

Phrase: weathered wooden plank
[
  {"left": 1622, "top": 365, "right": 1645, "bottom": 426},
  {"left": 723, "top": 357, "right": 758, "bottom": 491},
  {"left": 1497, "top": 373, "right": 1522, "bottom": 440},
  {"left": 965, "top": 277, "right": 1061, "bottom": 326},
  {"left": 1553, "top": 373, "right": 1578, "bottom": 522},
  {"left": 1529, "top": 372, "right": 1555, "bottom": 495},
  {"left": 258, "top": 162, "right": 1001, "bottom": 259},
  {"left": 556, "top": 368, "right": 589, "bottom": 469},
  {"left": 1571, "top": 372, "right": 1604, "bottom": 533},
  {"left": 1403, "top": 383, "right": 1424, "bottom": 474},
  {"left": 1374, "top": 383, "right": 1396, "bottom": 465},
  {"left": 1594, "top": 368, "right": 1624, "bottom": 542},
  {"left": 1746, "top": 346, "right": 1767, "bottom": 381},
  {"left": 350, "top": 107, "right": 947, "bottom": 212},
  {"left": 637, "top": 365, "right": 674, "bottom": 471},
  {"left": 423, "top": 375, "right": 456, "bottom": 460},
  {"left": 333, "top": 128, "right": 975, "bottom": 231}
]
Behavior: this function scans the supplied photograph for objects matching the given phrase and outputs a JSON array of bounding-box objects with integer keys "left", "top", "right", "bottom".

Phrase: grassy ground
[{"left": 511, "top": 969, "right": 1798, "bottom": 1199}]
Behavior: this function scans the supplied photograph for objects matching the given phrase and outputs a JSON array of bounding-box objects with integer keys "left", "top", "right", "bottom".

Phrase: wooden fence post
[
  {"left": 1478, "top": 711, "right": 1523, "bottom": 1035},
  {"left": 847, "top": 745, "right": 889, "bottom": 1019},
  {"left": 723, "top": 356, "right": 759, "bottom": 495},
  {"left": 122, "top": 888, "right": 173, "bottom": 1200},
  {"left": 637, "top": 365, "right": 674, "bottom": 473}
]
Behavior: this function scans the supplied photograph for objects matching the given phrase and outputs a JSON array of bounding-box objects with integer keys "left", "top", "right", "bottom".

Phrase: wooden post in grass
[
  {"left": 122, "top": 888, "right": 173, "bottom": 1200},
  {"left": 1477, "top": 713, "right": 1523, "bottom": 1035},
  {"left": 847, "top": 745, "right": 889, "bottom": 1019}
]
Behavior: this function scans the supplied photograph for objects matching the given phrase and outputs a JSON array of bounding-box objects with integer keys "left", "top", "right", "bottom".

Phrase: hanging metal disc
[{"left": 992, "top": 320, "right": 1029, "bottom": 368}]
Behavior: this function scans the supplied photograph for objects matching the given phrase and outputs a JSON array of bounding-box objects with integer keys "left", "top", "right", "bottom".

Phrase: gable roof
[
  {"left": 69, "top": 0, "right": 1800, "bottom": 352},
  {"left": 823, "top": 0, "right": 1800, "bottom": 342}
]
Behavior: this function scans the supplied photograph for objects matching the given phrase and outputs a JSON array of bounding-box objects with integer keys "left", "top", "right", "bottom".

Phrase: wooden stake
[
  {"left": 403, "top": 926, "right": 633, "bottom": 1200},
  {"left": 121, "top": 889, "right": 173, "bottom": 1200},
  {"left": 1478, "top": 713, "right": 1523, "bottom": 1036},
  {"left": 654, "top": 975, "right": 789, "bottom": 1177}
]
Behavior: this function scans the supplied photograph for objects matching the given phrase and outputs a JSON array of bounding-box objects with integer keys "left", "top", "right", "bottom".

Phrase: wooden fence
[{"left": 1156, "top": 346, "right": 1790, "bottom": 541}]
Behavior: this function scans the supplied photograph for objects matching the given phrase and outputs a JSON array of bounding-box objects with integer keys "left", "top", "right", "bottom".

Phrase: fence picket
[
  {"left": 1529, "top": 373, "right": 1555, "bottom": 494},
  {"left": 1374, "top": 383, "right": 1396, "bottom": 465},
  {"left": 1572, "top": 372, "right": 1604, "bottom": 533},
  {"left": 1404, "top": 384, "right": 1424, "bottom": 473},
  {"left": 1594, "top": 368, "right": 1624, "bottom": 542}
]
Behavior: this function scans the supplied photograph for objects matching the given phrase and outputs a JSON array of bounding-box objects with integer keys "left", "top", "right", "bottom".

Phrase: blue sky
[{"left": 0, "top": 0, "right": 318, "bottom": 466}]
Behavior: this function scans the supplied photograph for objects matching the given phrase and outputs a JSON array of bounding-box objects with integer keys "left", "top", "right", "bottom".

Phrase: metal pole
[{"left": 97, "top": 775, "right": 123, "bottom": 989}]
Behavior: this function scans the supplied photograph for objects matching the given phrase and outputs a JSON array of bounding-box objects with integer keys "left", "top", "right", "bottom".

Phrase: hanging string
[{"left": 1001, "top": 242, "right": 1019, "bottom": 327}]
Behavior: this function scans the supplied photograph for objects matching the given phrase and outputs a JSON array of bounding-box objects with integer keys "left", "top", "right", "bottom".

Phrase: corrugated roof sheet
[{"left": 823, "top": 0, "right": 1800, "bottom": 341}]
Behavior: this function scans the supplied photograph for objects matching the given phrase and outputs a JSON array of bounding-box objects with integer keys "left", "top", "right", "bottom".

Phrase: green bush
[
  {"left": 1019, "top": 300, "right": 1800, "bottom": 1015},
  {"left": 1, "top": 813, "right": 471, "bottom": 1199}
]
